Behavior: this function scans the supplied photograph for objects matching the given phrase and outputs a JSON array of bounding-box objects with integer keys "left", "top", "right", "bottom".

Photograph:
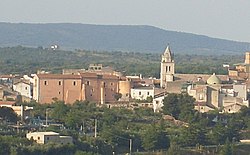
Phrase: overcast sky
[{"left": 1, "top": 0, "right": 250, "bottom": 42}]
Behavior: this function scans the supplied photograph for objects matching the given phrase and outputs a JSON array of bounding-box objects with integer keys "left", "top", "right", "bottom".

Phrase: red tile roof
[
  {"left": 0, "top": 101, "right": 15, "bottom": 106},
  {"left": 36, "top": 74, "right": 81, "bottom": 79}
]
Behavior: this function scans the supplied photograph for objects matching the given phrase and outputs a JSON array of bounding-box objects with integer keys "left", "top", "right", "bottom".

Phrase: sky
[{"left": 1, "top": 0, "right": 250, "bottom": 42}]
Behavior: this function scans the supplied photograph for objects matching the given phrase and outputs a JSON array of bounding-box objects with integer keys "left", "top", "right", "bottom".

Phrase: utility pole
[
  {"left": 45, "top": 109, "right": 48, "bottom": 126},
  {"left": 129, "top": 139, "right": 132, "bottom": 155},
  {"left": 94, "top": 119, "right": 97, "bottom": 138}
]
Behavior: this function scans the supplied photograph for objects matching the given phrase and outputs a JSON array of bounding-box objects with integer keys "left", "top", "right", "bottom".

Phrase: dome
[{"left": 207, "top": 73, "right": 222, "bottom": 85}]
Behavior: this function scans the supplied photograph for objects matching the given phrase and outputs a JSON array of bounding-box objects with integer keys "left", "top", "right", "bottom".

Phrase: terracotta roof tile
[
  {"left": 0, "top": 101, "right": 15, "bottom": 106},
  {"left": 36, "top": 74, "right": 81, "bottom": 79}
]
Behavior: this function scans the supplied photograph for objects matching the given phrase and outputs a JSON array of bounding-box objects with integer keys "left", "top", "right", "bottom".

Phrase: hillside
[
  {"left": 0, "top": 46, "right": 243, "bottom": 76},
  {"left": 0, "top": 22, "right": 249, "bottom": 54}
]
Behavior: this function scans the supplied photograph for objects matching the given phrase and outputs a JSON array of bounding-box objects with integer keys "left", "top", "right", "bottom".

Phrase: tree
[
  {"left": 162, "top": 94, "right": 179, "bottom": 118},
  {"left": 166, "top": 141, "right": 181, "bottom": 155},
  {"left": 0, "top": 136, "right": 11, "bottom": 155},
  {"left": 178, "top": 123, "right": 207, "bottom": 147},
  {"left": 0, "top": 106, "right": 18, "bottom": 123},
  {"left": 162, "top": 93, "right": 195, "bottom": 120},
  {"left": 64, "top": 109, "right": 82, "bottom": 129},
  {"left": 113, "top": 93, "right": 122, "bottom": 101},
  {"left": 146, "top": 96, "right": 153, "bottom": 103},
  {"left": 219, "top": 138, "right": 234, "bottom": 155},
  {"left": 141, "top": 125, "right": 170, "bottom": 151},
  {"left": 50, "top": 101, "right": 69, "bottom": 122}
]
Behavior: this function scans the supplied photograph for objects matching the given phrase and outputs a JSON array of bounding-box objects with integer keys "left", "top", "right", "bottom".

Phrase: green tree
[
  {"left": 166, "top": 141, "right": 181, "bottom": 155},
  {"left": 141, "top": 125, "right": 170, "bottom": 151},
  {"left": 220, "top": 138, "right": 234, "bottom": 155},
  {"left": 162, "top": 93, "right": 195, "bottom": 120},
  {"left": 50, "top": 101, "right": 69, "bottom": 122},
  {"left": 64, "top": 109, "right": 82, "bottom": 129},
  {"left": 162, "top": 94, "right": 179, "bottom": 118},
  {"left": 0, "top": 106, "right": 18, "bottom": 123},
  {"left": 0, "top": 136, "right": 11, "bottom": 155}
]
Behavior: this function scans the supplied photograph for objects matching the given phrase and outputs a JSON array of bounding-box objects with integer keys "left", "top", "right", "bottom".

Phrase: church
[
  {"left": 153, "top": 46, "right": 249, "bottom": 113},
  {"left": 160, "top": 46, "right": 175, "bottom": 88}
]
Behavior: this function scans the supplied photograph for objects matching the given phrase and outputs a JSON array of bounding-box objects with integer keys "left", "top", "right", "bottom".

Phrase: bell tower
[{"left": 160, "top": 46, "right": 175, "bottom": 88}]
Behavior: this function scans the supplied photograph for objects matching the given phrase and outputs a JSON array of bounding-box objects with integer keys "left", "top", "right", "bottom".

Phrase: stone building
[
  {"left": 160, "top": 46, "right": 175, "bottom": 88},
  {"left": 188, "top": 73, "right": 249, "bottom": 113},
  {"left": 33, "top": 72, "right": 129, "bottom": 104},
  {"left": 229, "top": 52, "right": 250, "bottom": 80},
  {"left": 13, "top": 80, "right": 32, "bottom": 100}
]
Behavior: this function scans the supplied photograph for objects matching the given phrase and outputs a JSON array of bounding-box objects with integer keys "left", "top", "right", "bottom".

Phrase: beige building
[{"left": 26, "top": 132, "right": 72, "bottom": 145}]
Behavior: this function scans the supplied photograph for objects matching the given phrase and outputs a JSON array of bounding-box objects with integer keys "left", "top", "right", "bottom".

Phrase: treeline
[{"left": 0, "top": 46, "right": 244, "bottom": 77}]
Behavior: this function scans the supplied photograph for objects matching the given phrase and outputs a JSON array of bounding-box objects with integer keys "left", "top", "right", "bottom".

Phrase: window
[
  {"left": 38, "top": 136, "right": 40, "bottom": 140},
  {"left": 86, "top": 81, "right": 90, "bottom": 85},
  {"left": 59, "top": 91, "right": 61, "bottom": 94},
  {"left": 25, "top": 87, "right": 28, "bottom": 90},
  {"left": 147, "top": 92, "right": 150, "bottom": 95},
  {"left": 47, "top": 137, "right": 50, "bottom": 140},
  {"left": 169, "top": 66, "right": 171, "bottom": 72},
  {"left": 110, "top": 82, "right": 113, "bottom": 86},
  {"left": 139, "top": 92, "right": 141, "bottom": 95},
  {"left": 103, "top": 82, "right": 106, "bottom": 87},
  {"left": 59, "top": 81, "right": 61, "bottom": 85},
  {"left": 73, "top": 81, "right": 76, "bottom": 86},
  {"left": 44, "top": 81, "right": 47, "bottom": 85},
  {"left": 166, "top": 66, "right": 168, "bottom": 72},
  {"left": 199, "top": 94, "right": 203, "bottom": 100}
]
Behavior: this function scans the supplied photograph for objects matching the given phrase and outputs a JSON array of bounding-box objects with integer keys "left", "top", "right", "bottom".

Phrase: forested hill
[{"left": 0, "top": 22, "right": 249, "bottom": 54}]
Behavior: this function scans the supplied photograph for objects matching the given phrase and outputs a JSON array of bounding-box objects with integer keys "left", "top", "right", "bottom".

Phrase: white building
[
  {"left": 26, "top": 132, "right": 73, "bottom": 145},
  {"left": 153, "top": 93, "right": 166, "bottom": 113},
  {"left": 13, "top": 80, "right": 32, "bottom": 99},
  {"left": 131, "top": 86, "right": 154, "bottom": 100}
]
